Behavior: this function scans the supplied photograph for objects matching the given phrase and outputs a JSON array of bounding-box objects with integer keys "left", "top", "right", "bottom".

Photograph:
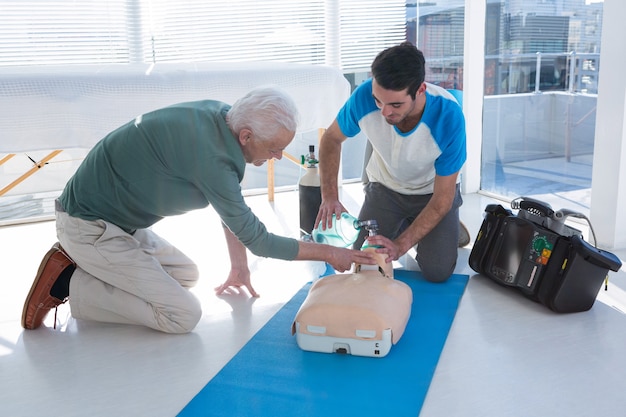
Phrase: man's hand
[
  {"left": 317, "top": 120, "right": 348, "bottom": 231},
  {"left": 219, "top": 224, "right": 258, "bottom": 297},
  {"left": 365, "top": 235, "right": 404, "bottom": 265},
  {"left": 328, "top": 247, "right": 376, "bottom": 272},
  {"left": 214, "top": 267, "right": 259, "bottom": 297},
  {"left": 315, "top": 199, "right": 347, "bottom": 230}
]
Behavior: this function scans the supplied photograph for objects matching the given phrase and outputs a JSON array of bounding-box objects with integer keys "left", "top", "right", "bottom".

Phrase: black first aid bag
[{"left": 469, "top": 197, "right": 622, "bottom": 313}]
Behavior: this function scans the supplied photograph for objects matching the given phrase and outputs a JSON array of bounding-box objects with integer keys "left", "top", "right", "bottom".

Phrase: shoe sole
[
  {"left": 459, "top": 221, "right": 471, "bottom": 247},
  {"left": 21, "top": 243, "right": 65, "bottom": 329}
]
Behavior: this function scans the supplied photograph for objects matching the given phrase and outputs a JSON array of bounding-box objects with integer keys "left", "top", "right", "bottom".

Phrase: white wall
[
  {"left": 461, "top": 0, "right": 486, "bottom": 194},
  {"left": 590, "top": 0, "right": 626, "bottom": 250}
]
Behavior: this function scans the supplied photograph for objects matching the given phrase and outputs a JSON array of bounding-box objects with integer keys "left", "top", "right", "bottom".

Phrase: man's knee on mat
[{"left": 419, "top": 260, "right": 457, "bottom": 283}]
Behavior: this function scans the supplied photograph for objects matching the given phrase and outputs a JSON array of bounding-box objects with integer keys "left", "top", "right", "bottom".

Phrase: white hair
[{"left": 227, "top": 85, "right": 299, "bottom": 142}]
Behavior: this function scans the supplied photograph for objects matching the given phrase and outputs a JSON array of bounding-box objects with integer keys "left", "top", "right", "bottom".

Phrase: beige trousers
[{"left": 56, "top": 210, "right": 202, "bottom": 333}]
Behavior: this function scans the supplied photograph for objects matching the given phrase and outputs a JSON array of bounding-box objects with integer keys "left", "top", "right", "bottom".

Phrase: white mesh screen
[{"left": 0, "top": 62, "right": 350, "bottom": 153}]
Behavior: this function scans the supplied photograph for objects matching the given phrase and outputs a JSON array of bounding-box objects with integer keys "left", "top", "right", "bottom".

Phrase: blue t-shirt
[{"left": 337, "top": 78, "right": 466, "bottom": 195}]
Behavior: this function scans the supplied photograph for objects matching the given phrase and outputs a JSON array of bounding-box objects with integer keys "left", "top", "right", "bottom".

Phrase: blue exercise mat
[{"left": 178, "top": 269, "right": 469, "bottom": 417}]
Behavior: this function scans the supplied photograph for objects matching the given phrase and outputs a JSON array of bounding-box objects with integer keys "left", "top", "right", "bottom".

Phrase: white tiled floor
[{"left": 1, "top": 184, "right": 625, "bottom": 417}]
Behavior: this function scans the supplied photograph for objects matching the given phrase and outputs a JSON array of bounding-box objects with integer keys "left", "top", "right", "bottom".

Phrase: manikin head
[{"left": 355, "top": 248, "right": 394, "bottom": 278}]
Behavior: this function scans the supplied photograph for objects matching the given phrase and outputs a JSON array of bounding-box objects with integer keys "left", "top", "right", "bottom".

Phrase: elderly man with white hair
[{"left": 22, "top": 86, "right": 377, "bottom": 334}]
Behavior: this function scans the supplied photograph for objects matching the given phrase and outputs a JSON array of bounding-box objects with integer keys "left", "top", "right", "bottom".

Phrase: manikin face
[
  {"left": 371, "top": 79, "right": 426, "bottom": 127},
  {"left": 239, "top": 127, "right": 295, "bottom": 167}
]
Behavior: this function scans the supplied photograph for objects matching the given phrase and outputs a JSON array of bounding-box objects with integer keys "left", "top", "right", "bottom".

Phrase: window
[
  {"left": 0, "top": 1, "right": 134, "bottom": 66},
  {"left": 416, "top": 2, "right": 465, "bottom": 90},
  {"left": 480, "top": 0, "right": 603, "bottom": 215},
  {"left": 0, "top": 0, "right": 406, "bottom": 72},
  {"left": 0, "top": 1, "right": 407, "bottom": 222}
]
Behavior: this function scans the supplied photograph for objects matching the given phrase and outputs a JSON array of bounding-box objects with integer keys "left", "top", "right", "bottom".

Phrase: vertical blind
[{"left": 0, "top": 0, "right": 406, "bottom": 72}]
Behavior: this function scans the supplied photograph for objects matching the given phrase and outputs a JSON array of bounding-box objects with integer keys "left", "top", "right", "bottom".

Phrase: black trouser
[{"left": 356, "top": 182, "right": 463, "bottom": 282}]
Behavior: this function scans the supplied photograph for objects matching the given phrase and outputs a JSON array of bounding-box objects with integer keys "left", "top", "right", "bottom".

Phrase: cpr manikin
[{"left": 293, "top": 219, "right": 413, "bottom": 357}]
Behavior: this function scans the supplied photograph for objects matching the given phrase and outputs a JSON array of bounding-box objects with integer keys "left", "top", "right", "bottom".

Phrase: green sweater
[{"left": 59, "top": 100, "right": 299, "bottom": 260}]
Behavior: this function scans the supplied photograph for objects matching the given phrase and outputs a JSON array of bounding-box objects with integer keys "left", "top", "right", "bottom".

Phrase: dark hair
[{"left": 371, "top": 42, "right": 426, "bottom": 100}]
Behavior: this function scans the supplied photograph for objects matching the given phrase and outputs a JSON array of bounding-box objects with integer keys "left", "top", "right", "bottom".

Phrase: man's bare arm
[{"left": 316, "top": 120, "right": 349, "bottom": 229}]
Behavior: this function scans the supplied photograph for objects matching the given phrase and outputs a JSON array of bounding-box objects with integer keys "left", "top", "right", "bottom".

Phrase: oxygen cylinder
[{"left": 299, "top": 145, "right": 321, "bottom": 236}]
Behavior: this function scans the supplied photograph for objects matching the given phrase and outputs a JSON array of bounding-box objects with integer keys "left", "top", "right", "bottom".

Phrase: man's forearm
[
  {"left": 396, "top": 202, "right": 447, "bottom": 254},
  {"left": 318, "top": 135, "right": 342, "bottom": 201},
  {"left": 395, "top": 178, "right": 457, "bottom": 254},
  {"left": 222, "top": 223, "right": 248, "bottom": 269}
]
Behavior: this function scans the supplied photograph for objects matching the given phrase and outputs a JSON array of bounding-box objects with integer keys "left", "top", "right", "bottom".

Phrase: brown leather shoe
[{"left": 21, "top": 242, "right": 76, "bottom": 330}]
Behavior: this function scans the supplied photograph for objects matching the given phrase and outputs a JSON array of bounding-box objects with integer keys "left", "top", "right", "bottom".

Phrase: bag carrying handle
[{"left": 511, "top": 196, "right": 555, "bottom": 218}]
